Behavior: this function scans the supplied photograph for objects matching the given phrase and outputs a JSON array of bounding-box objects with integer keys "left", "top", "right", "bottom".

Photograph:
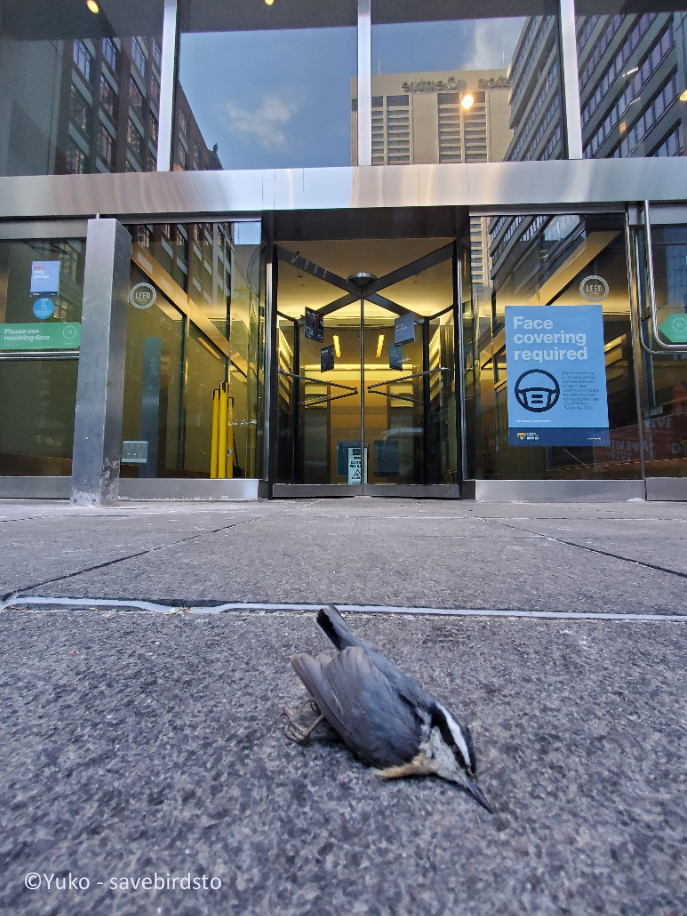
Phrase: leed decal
[{"left": 505, "top": 305, "right": 610, "bottom": 447}]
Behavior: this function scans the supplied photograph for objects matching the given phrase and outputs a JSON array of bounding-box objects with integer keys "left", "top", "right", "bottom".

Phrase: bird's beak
[{"left": 464, "top": 776, "right": 493, "bottom": 814}]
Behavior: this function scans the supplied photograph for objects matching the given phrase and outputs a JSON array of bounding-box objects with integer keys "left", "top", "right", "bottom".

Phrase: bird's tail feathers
[{"left": 316, "top": 605, "right": 356, "bottom": 650}]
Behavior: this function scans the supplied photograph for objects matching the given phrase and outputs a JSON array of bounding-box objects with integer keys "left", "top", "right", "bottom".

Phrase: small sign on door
[
  {"left": 395, "top": 312, "right": 415, "bottom": 346},
  {"left": 305, "top": 308, "right": 324, "bottom": 341},
  {"left": 347, "top": 446, "right": 367, "bottom": 485}
]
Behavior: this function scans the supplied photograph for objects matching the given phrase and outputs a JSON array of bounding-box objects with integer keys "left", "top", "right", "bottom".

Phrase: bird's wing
[
  {"left": 317, "top": 608, "right": 434, "bottom": 710},
  {"left": 292, "top": 647, "right": 420, "bottom": 767}
]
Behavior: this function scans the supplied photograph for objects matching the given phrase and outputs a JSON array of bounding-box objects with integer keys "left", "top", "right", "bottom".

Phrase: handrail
[
  {"left": 278, "top": 368, "right": 358, "bottom": 407},
  {"left": 278, "top": 369, "right": 358, "bottom": 392},
  {"left": 366, "top": 367, "right": 448, "bottom": 391}
]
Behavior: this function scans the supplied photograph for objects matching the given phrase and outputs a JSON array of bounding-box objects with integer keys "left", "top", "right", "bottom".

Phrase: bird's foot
[{"left": 282, "top": 708, "right": 326, "bottom": 745}]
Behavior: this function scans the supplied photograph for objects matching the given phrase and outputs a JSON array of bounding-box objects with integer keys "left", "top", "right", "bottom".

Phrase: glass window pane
[
  {"left": 0, "top": 359, "right": 78, "bottom": 475},
  {"left": 0, "top": 236, "right": 84, "bottom": 476},
  {"left": 576, "top": 5, "right": 687, "bottom": 160},
  {"left": 0, "top": 238, "right": 85, "bottom": 350},
  {"left": 0, "top": 0, "right": 162, "bottom": 176},
  {"left": 641, "top": 224, "right": 687, "bottom": 476},
  {"left": 121, "top": 263, "right": 185, "bottom": 479},
  {"left": 176, "top": 5, "right": 357, "bottom": 171},
  {"left": 122, "top": 221, "right": 264, "bottom": 479},
  {"left": 369, "top": 1, "right": 564, "bottom": 166},
  {"left": 465, "top": 213, "right": 641, "bottom": 480}
]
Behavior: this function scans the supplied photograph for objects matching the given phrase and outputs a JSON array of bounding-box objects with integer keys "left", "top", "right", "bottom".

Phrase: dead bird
[{"left": 284, "top": 606, "right": 492, "bottom": 812}]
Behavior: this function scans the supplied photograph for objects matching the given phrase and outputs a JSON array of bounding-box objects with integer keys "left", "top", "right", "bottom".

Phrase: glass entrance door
[{"left": 273, "top": 241, "right": 461, "bottom": 496}]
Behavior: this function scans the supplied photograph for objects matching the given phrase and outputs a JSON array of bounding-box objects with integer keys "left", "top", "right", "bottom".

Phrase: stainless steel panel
[
  {"left": 0, "top": 221, "right": 88, "bottom": 239},
  {"left": 157, "top": 0, "right": 178, "bottom": 172},
  {"left": 357, "top": 0, "right": 372, "bottom": 167},
  {"left": 469, "top": 479, "right": 646, "bottom": 502},
  {"left": 645, "top": 478, "right": 687, "bottom": 502},
  {"left": 71, "top": 219, "right": 131, "bottom": 506},
  {"left": 0, "top": 477, "right": 71, "bottom": 499},
  {"left": 119, "top": 478, "right": 260, "bottom": 500},
  {"left": 272, "top": 484, "right": 361, "bottom": 497},
  {"left": 1, "top": 159, "right": 686, "bottom": 221},
  {"left": 363, "top": 485, "right": 460, "bottom": 498},
  {"left": 559, "top": 0, "right": 583, "bottom": 160}
]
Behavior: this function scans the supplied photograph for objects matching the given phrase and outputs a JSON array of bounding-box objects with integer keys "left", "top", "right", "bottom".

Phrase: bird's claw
[{"left": 282, "top": 707, "right": 325, "bottom": 745}]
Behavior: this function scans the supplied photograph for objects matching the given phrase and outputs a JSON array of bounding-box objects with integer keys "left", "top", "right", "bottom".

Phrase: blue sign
[
  {"left": 32, "top": 298, "right": 55, "bottom": 320},
  {"left": 30, "top": 260, "right": 60, "bottom": 296},
  {"left": 394, "top": 312, "right": 415, "bottom": 346},
  {"left": 389, "top": 342, "right": 403, "bottom": 370},
  {"left": 505, "top": 305, "right": 609, "bottom": 446}
]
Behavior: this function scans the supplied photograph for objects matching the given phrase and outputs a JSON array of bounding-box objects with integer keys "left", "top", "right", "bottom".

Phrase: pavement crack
[
  {"left": 1, "top": 516, "right": 263, "bottom": 602},
  {"left": 483, "top": 518, "right": 687, "bottom": 580}
]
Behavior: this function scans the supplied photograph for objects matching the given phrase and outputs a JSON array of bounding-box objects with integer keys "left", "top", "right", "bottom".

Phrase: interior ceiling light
[
  {"left": 265, "top": 0, "right": 275, "bottom": 5},
  {"left": 86, "top": 0, "right": 100, "bottom": 12},
  {"left": 376, "top": 334, "right": 385, "bottom": 358},
  {"left": 333, "top": 335, "right": 341, "bottom": 358},
  {"left": 461, "top": 94, "right": 474, "bottom": 110},
  {"left": 680, "top": 89, "right": 687, "bottom": 102}
]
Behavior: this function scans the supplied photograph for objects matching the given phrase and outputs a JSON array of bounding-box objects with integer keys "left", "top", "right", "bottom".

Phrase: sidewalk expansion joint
[
  {"left": 483, "top": 518, "right": 687, "bottom": 580},
  {"left": 0, "top": 515, "right": 262, "bottom": 603},
  {"left": 1, "top": 596, "right": 686, "bottom": 622}
]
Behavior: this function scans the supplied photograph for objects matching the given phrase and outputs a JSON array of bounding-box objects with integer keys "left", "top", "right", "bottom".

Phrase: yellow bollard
[
  {"left": 210, "top": 388, "right": 220, "bottom": 478},
  {"left": 217, "top": 381, "right": 228, "bottom": 479},
  {"left": 226, "top": 395, "right": 234, "bottom": 479}
]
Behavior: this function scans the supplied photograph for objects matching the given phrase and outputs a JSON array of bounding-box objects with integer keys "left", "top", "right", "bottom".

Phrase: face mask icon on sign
[{"left": 514, "top": 370, "right": 561, "bottom": 412}]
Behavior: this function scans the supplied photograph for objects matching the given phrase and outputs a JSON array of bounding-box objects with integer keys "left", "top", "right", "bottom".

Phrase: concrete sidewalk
[
  {"left": 1, "top": 498, "right": 686, "bottom": 613},
  {"left": 1, "top": 607, "right": 686, "bottom": 915},
  {"left": 1, "top": 499, "right": 686, "bottom": 914}
]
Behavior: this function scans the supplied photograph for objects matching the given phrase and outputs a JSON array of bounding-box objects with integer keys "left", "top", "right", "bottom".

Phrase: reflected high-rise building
[
  {"left": 0, "top": 31, "right": 163, "bottom": 176},
  {"left": 577, "top": 12, "right": 686, "bottom": 159},
  {"left": 353, "top": 69, "right": 512, "bottom": 166},
  {"left": 352, "top": 69, "right": 512, "bottom": 295}
]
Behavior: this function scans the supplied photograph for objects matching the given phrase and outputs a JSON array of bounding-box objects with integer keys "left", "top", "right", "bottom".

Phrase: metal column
[
  {"left": 558, "top": 0, "right": 583, "bottom": 160},
  {"left": 357, "top": 0, "right": 372, "bottom": 167},
  {"left": 156, "top": 0, "right": 178, "bottom": 172},
  {"left": 70, "top": 219, "right": 131, "bottom": 506}
]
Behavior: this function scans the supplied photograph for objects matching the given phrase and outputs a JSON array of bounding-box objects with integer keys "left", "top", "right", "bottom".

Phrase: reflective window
[
  {"left": 122, "top": 221, "right": 264, "bottom": 479},
  {"left": 576, "top": 4, "right": 687, "bottom": 159},
  {"left": 0, "top": 0, "right": 162, "bottom": 176},
  {"left": 0, "top": 237, "right": 85, "bottom": 476},
  {"left": 175, "top": 4, "right": 357, "bottom": 171},
  {"left": 368, "top": 1, "right": 564, "bottom": 166},
  {"left": 464, "top": 213, "right": 641, "bottom": 480}
]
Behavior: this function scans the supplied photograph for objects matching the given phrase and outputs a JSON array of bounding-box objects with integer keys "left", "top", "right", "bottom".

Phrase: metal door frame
[
  {"left": 270, "top": 242, "right": 461, "bottom": 498},
  {"left": 626, "top": 203, "right": 687, "bottom": 502}
]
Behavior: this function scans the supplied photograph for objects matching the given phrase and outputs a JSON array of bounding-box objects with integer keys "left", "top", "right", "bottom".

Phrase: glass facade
[
  {"left": 0, "top": 237, "right": 85, "bottom": 475},
  {"left": 368, "top": 2, "right": 564, "bottom": 166},
  {"left": 0, "top": 0, "right": 163, "bottom": 176},
  {"left": 121, "top": 221, "right": 264, "bottom": 480},
  {"left": 175, "top": 4, "right": 357, "bottom": 171},
  {"left": 0, "top": 3, "right": 685, "bottom": 499},
  {"left": 576, "top": 4, "right": 687, "bottom": 160}
]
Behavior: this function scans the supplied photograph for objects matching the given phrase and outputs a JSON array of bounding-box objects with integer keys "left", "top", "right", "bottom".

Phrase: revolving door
[{"left": 272, "top": 239, "right": 464, "bottom": 496}]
